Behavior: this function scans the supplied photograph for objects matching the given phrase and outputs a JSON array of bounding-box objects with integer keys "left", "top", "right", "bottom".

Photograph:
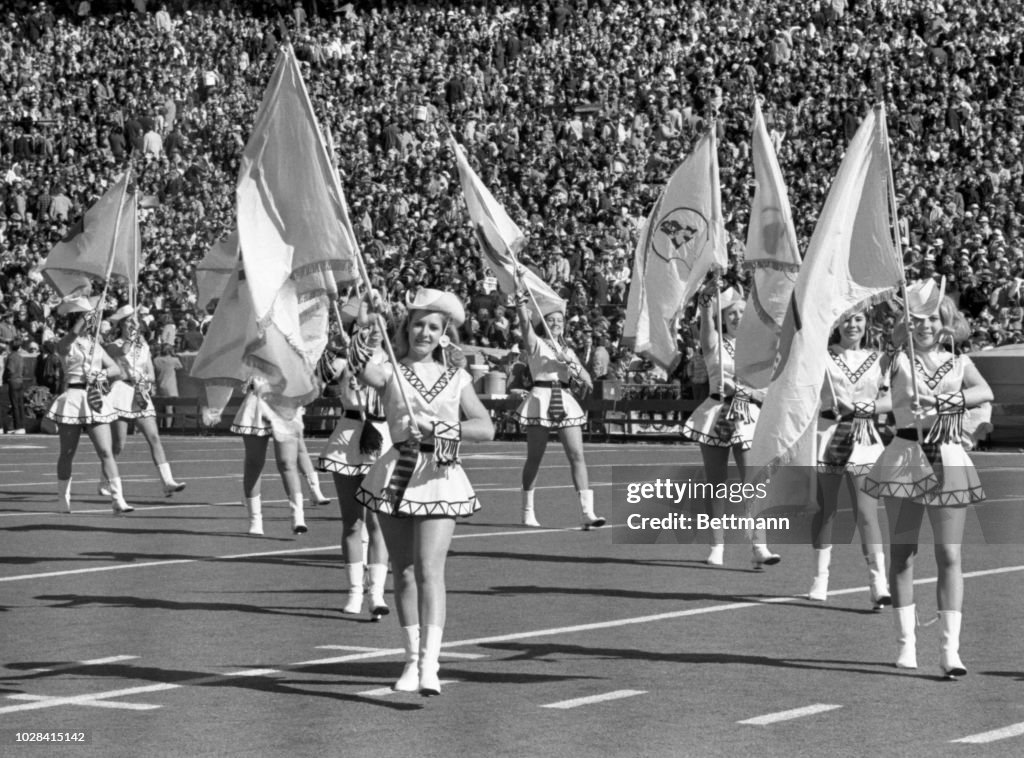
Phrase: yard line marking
[
  {"left": 739, "top": 704, "right": 843, "bottom": 725},
  {"left": 4, "top": 535, "right": 1024, "bottom": 584},
  {"left": 224, "top": 668, "right": 281, "bottom": 678},
  {"left": 316, "top": 646, "right": 386, "bottom": 653},
  {"left": 0, "top": 683, "right": 180, "bottom": 714},
  {"left": 541, "top": 690, "right": 646, "bottom": 709},
  {"left": 356, "top": 686, "right": 397, "bottom": 697},
  {"left": 952, "top": 722, "right": 1024, "bottom": 744},
  {"left": 80, "top": 655, "right": 138, "bottom": 666},
  {"left": 5, "top": 694, "right": 162, "bottom": 711},
  {"left": 439, "top": 652, "right": 486, "bottom": 660},
  {"left": 0, "top": 525, "right": 620, "bottom": 582}
]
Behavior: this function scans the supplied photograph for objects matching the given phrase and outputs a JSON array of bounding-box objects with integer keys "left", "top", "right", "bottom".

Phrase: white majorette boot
[
  {"left": 341, "top": 563, "right": 365, "bottom": 615},
  {"left": 306, "top": 474, "right": 330, "bottom": 506},
  {"left": 59, "top": 478, "right": 73, "bottom": 514},
  {"left": 706, "top": 543, "right": 724, "bottom": 567},
  {"left": 245, "top": 495, "right": 263, "bottom": 536},
  {"left": 392, "top": 625, "right": 420, "bottom": 692},
  {"left": 419, "top": 624, "right": 443, "bottom": 696},
  {"left": 108, "top": 477, "right": 135, "bottom": 515},
  {"left": 808, "top": 546, "right": 831, "bottom": 601},
  {"left": 290, "top": 494, "right": 308, "bottom": 535},
  {"left": 866, "top": 550, "right": 891, "bottom": 610},
  {"left": 751, "top": 543, "right": 781, "bottom": 569},
  {"left": 894, "top": 604, "right": 918, "bottom": 669},
  {"left": 97, "top": 479, "right": 111, "bottom": 497},
  {"left": 938, "top": 610, "right": 967, "bottom": 679},
  {"left": 579, "top": 489, "right": 605, "bottom": 529},
  {"left": 367, "top": 563, "right": 390, "bottom": 621},
  {"left": 158, "top": 462, "right": 186, "bottom": 496},
  {"left": 521, "top": 489, "right": 540, "bottom": 527}
]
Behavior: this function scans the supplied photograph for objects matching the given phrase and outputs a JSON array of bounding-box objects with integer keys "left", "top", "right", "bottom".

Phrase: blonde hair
[
  {"left": 892, "top": 295, "right": 970, "bottom": 348},
  {"left": 393, "top": 309, "right": 460, "bottom": 363}
]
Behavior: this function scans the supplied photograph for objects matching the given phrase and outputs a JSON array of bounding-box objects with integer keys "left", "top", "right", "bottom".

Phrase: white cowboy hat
[
  {"left": 905, "top": 276, "right": 946, "bottom": 318},
  {"left": 405, "top": 287, "right": 465, "bottom": 327},
  {"left": 718, "top": 286, "right": 745, "bottom": 311}
]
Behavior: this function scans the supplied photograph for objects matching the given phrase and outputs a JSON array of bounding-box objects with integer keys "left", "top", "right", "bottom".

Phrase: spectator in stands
[{"left": 3, "top": 336, "right": 27, "bottom": 434}]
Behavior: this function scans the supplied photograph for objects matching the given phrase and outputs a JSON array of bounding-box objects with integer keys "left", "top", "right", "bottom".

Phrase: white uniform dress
[
  {"left": 106, "top": 338, "right": 157, "bottom": 420},
  {"left": 356, "top": 362, "right": 480, "bottom": 518},
  {"left": 865, "top": 351, "right": 984, "bottom": 506},
  {"left": 230, "top": 379, "right": 305, "bottom": 441},
  {"left": 511, "top": 337, "right": 586, "bottom": 429},
  {"left": 681, "top": 336, "right": 759, "bottom": 449},
  {"left": 816, "top": 348, "right": 886, "bottom": 475},
  {"left": 46, "top": 336, "right": 118, "bottom": 425},
  {"left": 318, "top": 362, "right": 391, "bottom": 476}
]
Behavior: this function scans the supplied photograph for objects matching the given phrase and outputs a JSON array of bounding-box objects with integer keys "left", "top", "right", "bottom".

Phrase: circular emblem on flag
[{"left": 653, "top": 207, "right": 708, "bottom": 266}]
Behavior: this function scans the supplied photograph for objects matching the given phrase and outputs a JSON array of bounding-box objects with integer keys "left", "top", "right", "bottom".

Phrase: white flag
[
  {"left": 748, "top": 106, "right": 903, "bottom": 481},
  {"left": 449, "top": 135, "right": 565, "bottom": 322},
  {"left": 38, "top": 171, "right": 138, "bottom": 297},
  {"left": 623, "top": 131, "right": 728, "bottom": 372},
  {"left": 735, "top": 99, "right": 802, "bottom": 390}
]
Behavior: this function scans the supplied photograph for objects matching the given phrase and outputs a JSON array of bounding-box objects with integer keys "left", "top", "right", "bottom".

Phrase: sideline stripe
[
  {"left": 5, "top": 539, "right": 1024, "bottom": 586},
  {"left": 541, "top": 690, "right": 646, "bottom": 709},
  {"left": 951, "top": 722, "right": 1024, "bottom": 744},
  {"left": 738, "top": 703, "right": 843, "bottom": 725},
  {"left": 0, "top": 525, "right": 616, "bottom": 583}
]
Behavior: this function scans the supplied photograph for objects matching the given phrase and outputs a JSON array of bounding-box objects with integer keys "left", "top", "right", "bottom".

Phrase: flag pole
[
  {"left": 715, "top": 286, "right": 726, "bottom": 398},
  {"left": 877, "top": 103, "right": 924, "bottom": 434},
  {"left": 130, "top": 187, "right": 139, "bottom": 314},
  {"left": 709, "top": 120, "right": 726, "bottom": 398},
  {"left": 322, "top": 126, "right": 353, "bottom": 348},
  {"left": 87, "top": 169, "right": 133, "bottom": 367},
  {"left": 296, "top": 46, "right": 415, "bottom": 421}
]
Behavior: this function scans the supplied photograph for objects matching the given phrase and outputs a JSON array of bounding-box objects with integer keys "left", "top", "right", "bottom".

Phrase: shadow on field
[
  {"left": 34, "top": 593, "right": 339, "bottom": 621},
  {"left": 477, "top": 641, "right": 938, "bottom": 680}
]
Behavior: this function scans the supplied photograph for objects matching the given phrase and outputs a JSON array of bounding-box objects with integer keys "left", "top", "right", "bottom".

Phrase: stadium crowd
[{"left": 2, "top": 0, "right": 1024, "bottom": 426}]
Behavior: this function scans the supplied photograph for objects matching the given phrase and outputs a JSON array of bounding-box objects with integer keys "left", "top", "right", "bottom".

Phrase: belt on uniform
[
  {"left": 533, "top": 380, "right": 570, "bottom": 389},
  {"left": 710, "top": 393, "right": 763, "bottom": 407},
  {"left": 343, "top": 410, "right": 385, "bottom": 422}
]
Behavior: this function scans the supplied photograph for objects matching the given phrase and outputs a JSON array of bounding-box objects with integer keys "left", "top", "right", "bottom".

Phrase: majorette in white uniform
[
  {"left": 106, "top": 333, "right": 157, "bottom": 420},
  {"left": 681, "top": 336, "right": 759, "bottom": 449},
  {"left": 318, "top": 354, "right": 391, "bottom": 476},
  {"left": 816, "top": 347, "right": 887, "bottom": 475},
  {"left": 47, "top": 329, "right": 118, "bottom": 426},
  {"left": 511, "top": 336, "right": 587, "bottom": 429},
  {"left": 865, "top": 279, "right": 984, "bottom": 507},
  {"left": 864, "top": 350, "right": 984, "bottom": 506},
  {"left": 356, "top": 361, "right": 479, "bottom": 518}
]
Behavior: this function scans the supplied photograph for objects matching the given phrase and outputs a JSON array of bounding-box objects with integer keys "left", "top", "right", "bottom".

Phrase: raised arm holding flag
[
  {"left": 40, "top": 169, "right": 138, "bottom": 517},
  {"left": 448, "top": 133, "right": 603, "bottom": 531}
]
